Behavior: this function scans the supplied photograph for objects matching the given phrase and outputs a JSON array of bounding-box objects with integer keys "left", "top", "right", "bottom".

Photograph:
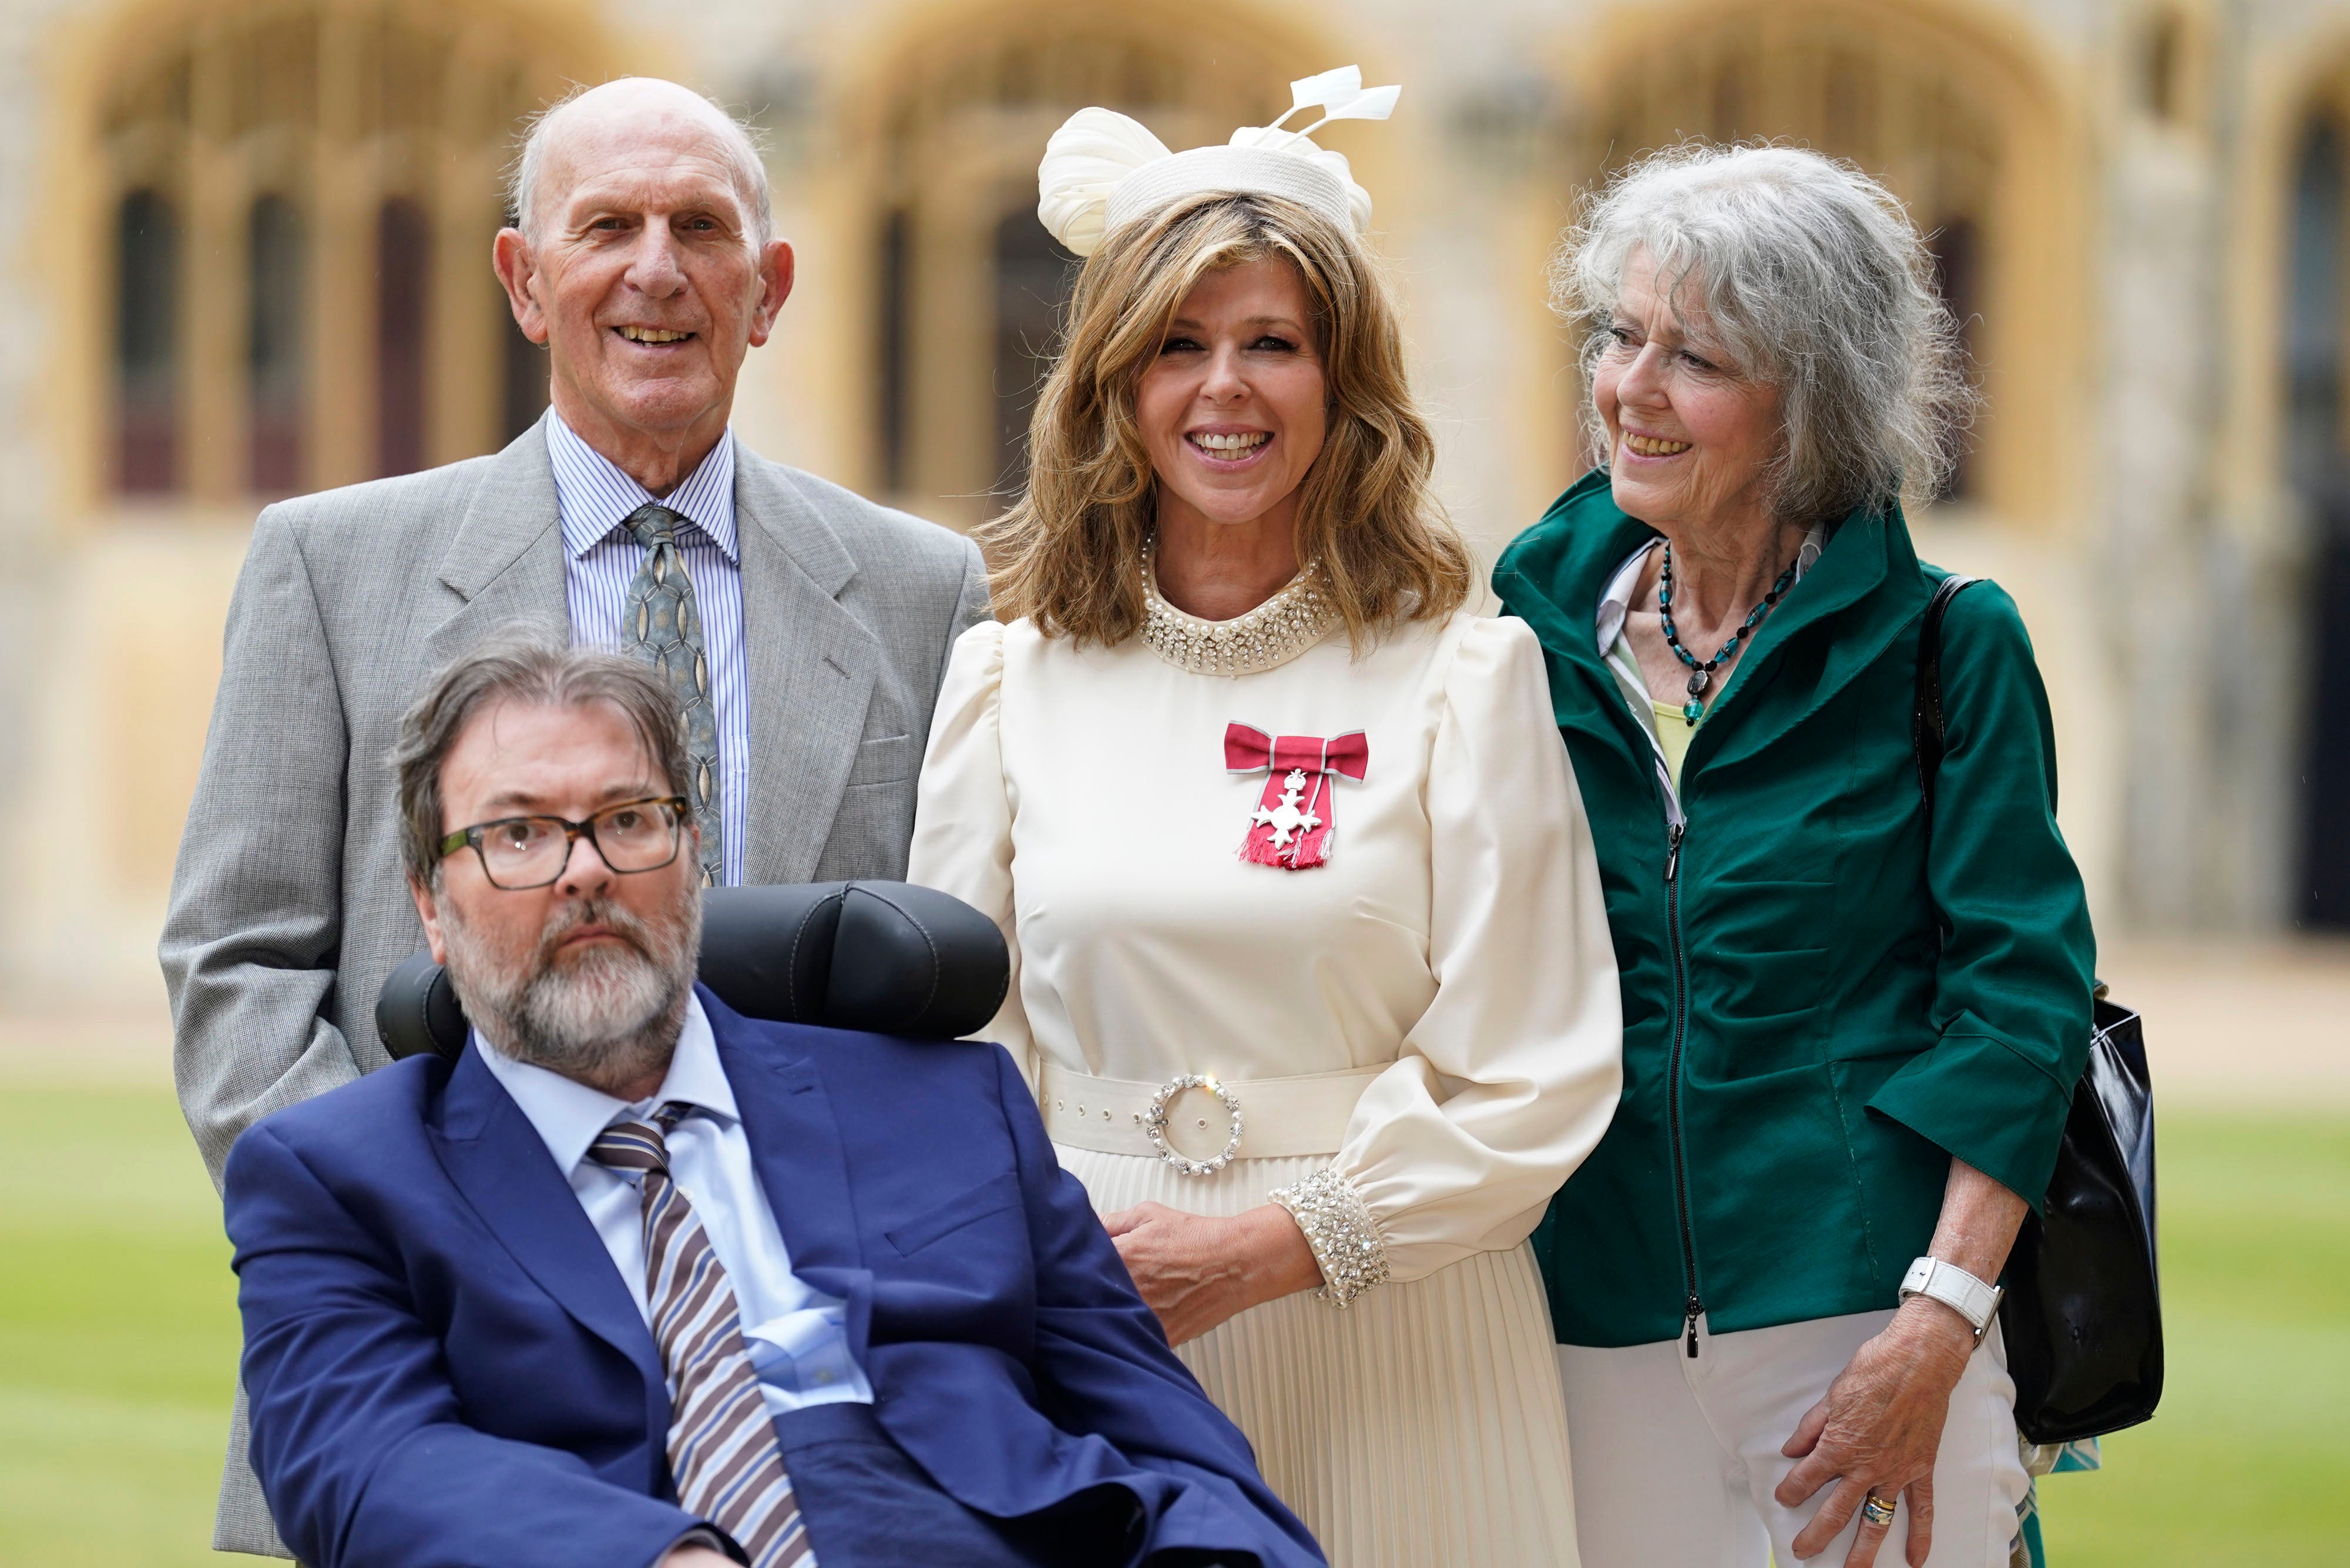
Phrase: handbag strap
[
  {"left": 1912, "top": 573, "right": 2118, "bottom": 1002},
  {"left": 1912, "top": 573, "right": 1980, "bottom": 807}
]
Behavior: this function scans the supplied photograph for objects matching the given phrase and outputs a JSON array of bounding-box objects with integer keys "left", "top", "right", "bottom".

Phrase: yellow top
[{"left": 1651, "top": 699, "right": 1696, "bottom": 788}]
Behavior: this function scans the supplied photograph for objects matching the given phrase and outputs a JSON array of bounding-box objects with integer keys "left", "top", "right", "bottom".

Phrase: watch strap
[{"left": 1899, "top": 1255, "right": 2002, "bottom": 1344}]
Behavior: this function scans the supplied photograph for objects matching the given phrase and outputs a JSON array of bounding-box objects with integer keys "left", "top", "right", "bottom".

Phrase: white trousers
[{"left": 1557, "top": 1310, "right": 2027, "bottom": 1568}]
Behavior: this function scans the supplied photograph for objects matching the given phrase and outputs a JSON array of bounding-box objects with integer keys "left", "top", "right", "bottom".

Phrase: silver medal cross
[{"left": 1251, "top": 767, "right": 1322, "bottom": 850}]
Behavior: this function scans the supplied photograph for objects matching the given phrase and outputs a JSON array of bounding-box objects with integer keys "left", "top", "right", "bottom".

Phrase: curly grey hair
[
  {"left": 1552, "top": 143, "right": 1977, "bottom": 522},
  {"left": 506, "top": 78, "right": 773, "bottom": 245}
]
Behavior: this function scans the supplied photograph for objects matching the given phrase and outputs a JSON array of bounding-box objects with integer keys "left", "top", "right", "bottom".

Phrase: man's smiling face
[{"left": 496, "top": 81, "right": 793, "bottom": 486}]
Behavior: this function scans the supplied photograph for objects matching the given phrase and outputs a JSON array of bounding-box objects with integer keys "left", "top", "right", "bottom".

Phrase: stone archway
[
  {"left": 85, "top": 0, "right": 612, "bottom": 506},
  {"left": 1559, "top": 0, "right": 2081, "bottom": 529},
  {"left": 2281, "top": 79, "right": 2350, "bottom": 926},
  {"left": 835, "top": 3, "right": 1321, "bottom": 527}
]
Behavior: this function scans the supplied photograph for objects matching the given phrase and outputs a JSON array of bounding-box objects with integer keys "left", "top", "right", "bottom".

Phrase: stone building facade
[{"left": 1, "top": 0, "right": 2345, "bottom": 1000}]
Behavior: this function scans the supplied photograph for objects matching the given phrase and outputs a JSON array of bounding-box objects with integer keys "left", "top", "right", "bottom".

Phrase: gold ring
[{"left": 1861, "top": 1493, "right": 1898, "bottom": 1528}]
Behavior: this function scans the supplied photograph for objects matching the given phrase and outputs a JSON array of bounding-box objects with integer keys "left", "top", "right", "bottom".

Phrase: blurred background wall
[{"left": 0, "top": 0, "right": 2345, "bottom": 1003}]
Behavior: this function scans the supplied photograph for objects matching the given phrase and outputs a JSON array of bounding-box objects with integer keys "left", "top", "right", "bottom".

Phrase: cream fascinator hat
[{"left": 1037, "top": 65, "right": 1401, "bottom": 257}]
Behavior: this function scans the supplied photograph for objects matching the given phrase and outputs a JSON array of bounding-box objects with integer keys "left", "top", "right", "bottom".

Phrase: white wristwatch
[{"left": 1899, "top": 1256, "right": 2003, "bottom": 1345}]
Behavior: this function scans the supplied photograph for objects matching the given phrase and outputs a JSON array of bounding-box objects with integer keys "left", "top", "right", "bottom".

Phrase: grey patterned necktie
[
  {"left": 622, "top": 503, "right": 722, "bottom": 886},
  {"left": 589, "top": 1105, "right": 815, "bottom": 1567}
]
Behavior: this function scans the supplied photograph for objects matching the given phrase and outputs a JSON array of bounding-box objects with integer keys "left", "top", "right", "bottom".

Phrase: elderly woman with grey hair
[{"left": 1494, "top": 145, "right": 2095, "bottom": 1568}]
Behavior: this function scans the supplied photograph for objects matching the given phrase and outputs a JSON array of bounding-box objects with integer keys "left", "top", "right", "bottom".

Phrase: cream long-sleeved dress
[{"left": 909, "top": 604, "right": 1623, "bottom": 1568}]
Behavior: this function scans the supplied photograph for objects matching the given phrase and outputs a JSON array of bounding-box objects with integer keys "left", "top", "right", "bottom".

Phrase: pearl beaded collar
[{"left": 1138, "top": 546, "right": 1343, "bottom": 677}]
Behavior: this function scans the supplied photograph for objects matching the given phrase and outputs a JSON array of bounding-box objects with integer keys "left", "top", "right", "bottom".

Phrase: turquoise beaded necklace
[{"left": 1658, "top": 544, "right": 1800, "bottom": 726}]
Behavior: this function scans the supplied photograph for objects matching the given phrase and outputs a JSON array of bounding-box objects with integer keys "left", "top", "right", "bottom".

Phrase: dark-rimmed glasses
[{"left": 438, "top": 795, "right": 690, "bottom": 890}]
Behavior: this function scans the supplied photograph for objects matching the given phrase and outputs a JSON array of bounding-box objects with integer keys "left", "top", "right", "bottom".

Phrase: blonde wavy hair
[{"left": 978, "top": 191, "right": 1470, "bottom": 647}]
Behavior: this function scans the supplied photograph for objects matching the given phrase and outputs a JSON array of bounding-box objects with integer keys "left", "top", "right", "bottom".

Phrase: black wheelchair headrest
[{"left": 375, "top": 881, "right": 1009, "bottom": 1064}]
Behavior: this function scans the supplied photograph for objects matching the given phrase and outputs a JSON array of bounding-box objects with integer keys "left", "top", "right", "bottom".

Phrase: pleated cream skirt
[{"left": 1059, "top": 1143, "right": 1581, "bottom": 1568}]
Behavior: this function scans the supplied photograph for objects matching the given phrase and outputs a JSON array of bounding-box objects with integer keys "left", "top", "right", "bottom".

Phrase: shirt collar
[
  {"left": 1593, "top": 523, "right": 1828, "bottom": 653},
  {"left": 1594, "top": 542, "right": 1653, "bottom": 654},
  {"left": 546, "top": 411, "right": 740, "bottom": 566},
  {"left": 473, "top": 992, "right": 739, "bottom": 1178}
]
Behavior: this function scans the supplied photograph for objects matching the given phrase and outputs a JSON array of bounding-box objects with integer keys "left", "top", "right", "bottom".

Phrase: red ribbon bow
[{"left": 1224, "top": 724, "right": 1369, "bottom": 871}]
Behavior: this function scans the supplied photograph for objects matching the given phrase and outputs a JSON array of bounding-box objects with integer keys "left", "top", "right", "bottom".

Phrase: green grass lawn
[
  {"left": 1, "top": 1086, "right": 254, "bottom": 1564},
  {"left": 1, "top": 1088, "right": 2342, "bottom": 1566},
  {"left": 2033, "top": 1112, "right": 2350, "bottom": 1566}
]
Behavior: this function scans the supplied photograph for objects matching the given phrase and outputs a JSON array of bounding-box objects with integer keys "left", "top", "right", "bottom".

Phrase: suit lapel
[
  {"left": 733, "top": 454, "right": 881, "bottom": 884},
  {"left": 422, "top": 418, "right": 570, "bottom": 668},
  {"left": 708, "top": 998, "right": 875, "bottom": 1368},
  {"left": 427, "top": 1045, "right": 669, "bottom": 1450}
]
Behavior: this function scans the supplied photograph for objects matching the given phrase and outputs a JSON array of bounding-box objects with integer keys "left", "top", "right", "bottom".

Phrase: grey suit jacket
[{"left": 160, "top": 419, "right": 986, "bottom": 1556}]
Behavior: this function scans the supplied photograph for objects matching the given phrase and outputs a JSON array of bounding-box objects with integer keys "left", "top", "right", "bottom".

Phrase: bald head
[
  {"left": 491, "top": 73, "right": 795, "bottom": 496},
  {"left": 510, "top": 78, "right": 772, "bottom": 245}
]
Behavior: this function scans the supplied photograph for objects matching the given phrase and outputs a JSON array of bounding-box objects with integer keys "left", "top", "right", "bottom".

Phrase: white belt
[{"left": 1039, "top": 1060, "right": 1384, "bottom": 1174}]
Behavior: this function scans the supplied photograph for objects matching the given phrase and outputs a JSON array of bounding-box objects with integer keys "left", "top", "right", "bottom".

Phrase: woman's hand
[
  {"left": 1777, "top": 1156, "right": 2030, "bottom": 1566},
  {"left": 1774, "top": 1298, "right": 1975, "bottom": 1566},
  {"left": 1100, "top": 1202, "right": 1322, "bottom": 1345},
  {"left": 658, "top": 1547, "right": 736, "bottom": 1567}
]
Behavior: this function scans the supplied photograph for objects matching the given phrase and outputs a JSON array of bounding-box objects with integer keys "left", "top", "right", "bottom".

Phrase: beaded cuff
[{"left": 1270, "top": 1167, "right": 1391, "bottom": 1309}]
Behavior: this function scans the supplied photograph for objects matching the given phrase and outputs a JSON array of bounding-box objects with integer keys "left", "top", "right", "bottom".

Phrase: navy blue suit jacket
[{"left": 224, "top": 987, "right": 1322, "bottom": 1568}]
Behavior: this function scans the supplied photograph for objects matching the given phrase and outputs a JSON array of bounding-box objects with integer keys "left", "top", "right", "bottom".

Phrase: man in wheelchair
[{"left": 221, "top": 633, "right": 1319, "bottom": 1568}]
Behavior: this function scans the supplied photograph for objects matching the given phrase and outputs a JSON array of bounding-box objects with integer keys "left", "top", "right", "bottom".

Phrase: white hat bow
[{"left": 1036, "top": 65, "right": 1401, "bottom": 257}]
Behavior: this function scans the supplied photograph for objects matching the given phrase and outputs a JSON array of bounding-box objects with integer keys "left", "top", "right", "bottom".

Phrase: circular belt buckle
[{"left": 1140, "top": 1074, "right": 1244, "bottom": 1176}]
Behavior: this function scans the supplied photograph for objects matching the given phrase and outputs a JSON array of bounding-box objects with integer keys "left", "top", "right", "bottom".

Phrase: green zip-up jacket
[{"left": 1493, "top": 472, "right": 2095, "bottom": 1348}]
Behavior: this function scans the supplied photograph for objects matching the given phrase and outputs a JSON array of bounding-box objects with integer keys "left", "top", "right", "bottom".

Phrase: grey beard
[{"left": 442, "top": 888, "right": 701, "bottom": 1094}]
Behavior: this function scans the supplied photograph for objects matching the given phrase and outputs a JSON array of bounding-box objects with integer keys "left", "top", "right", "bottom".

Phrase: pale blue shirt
[
  {"left": 473, "top": 995, "right": 873, "bottom": 1415},
  {"left": 546, "top": 413, "right": 751, "bottom": 886}
]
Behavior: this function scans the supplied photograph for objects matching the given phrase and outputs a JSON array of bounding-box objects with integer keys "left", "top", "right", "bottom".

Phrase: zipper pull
[
  {"left": 1665, "top": 822, "right": 1684, "bottom": 884},
  {"left": 1684, "top": 1295, "right": 1703, "bottom": 1358}
]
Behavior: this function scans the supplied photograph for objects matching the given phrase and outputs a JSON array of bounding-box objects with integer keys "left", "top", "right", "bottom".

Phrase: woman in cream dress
[{"left": 910, "top": 84, "right": 1623, "bottom": 1567}]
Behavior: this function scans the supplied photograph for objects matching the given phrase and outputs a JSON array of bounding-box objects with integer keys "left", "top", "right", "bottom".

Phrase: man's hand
[
  {"left": 1100, "top": 1202, "right": 1321, "bottom": 1345},
  {"left": 1774, "top": 1298, "right": 1975, "bottom": 1567},
  {"left": 658, "top": 1546, "right": 734, "bottom": 1567}
]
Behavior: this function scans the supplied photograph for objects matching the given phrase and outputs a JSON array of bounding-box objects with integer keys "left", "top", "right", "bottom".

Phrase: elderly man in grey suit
[{"left": 160, "top": 76, "right": 986, "bottom": 1557}]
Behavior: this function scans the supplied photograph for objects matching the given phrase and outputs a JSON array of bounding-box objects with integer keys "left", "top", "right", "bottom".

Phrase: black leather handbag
[{"left": 1916, "top": 575, "right": 2164, "bottom": 1444}]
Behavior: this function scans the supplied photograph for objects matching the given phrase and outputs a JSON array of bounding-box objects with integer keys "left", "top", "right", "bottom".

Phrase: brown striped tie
[{"left": 590, "top": 1106, "right": 815, "bottom": 1567}]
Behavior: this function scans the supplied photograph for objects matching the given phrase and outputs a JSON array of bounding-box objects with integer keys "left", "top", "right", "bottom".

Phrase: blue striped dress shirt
[
  {"left": 547, "top": 414, "right": 750, "bottom": 887},
  {"left": 472, "top": 993, "right": 874, "bottom": 1417}
]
